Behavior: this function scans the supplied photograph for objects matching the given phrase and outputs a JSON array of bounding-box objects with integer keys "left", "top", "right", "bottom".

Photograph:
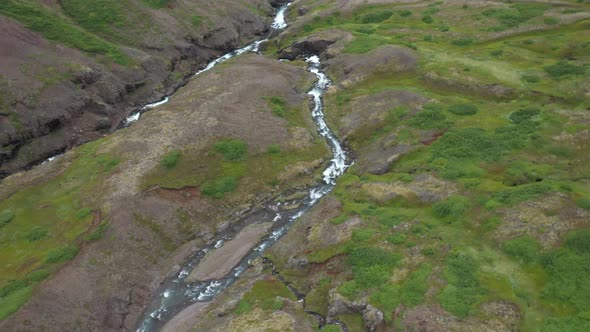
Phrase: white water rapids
[{"left": 135, "top": 3, "right": 352, "bottom": 331}]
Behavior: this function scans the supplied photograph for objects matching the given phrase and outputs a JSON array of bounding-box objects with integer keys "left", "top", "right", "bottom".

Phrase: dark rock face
[
  {"left": 271, "top": 0, "right": 291, "bottom": 8},
  {"left": 279, "top": 39, "right": 338, "bottom": 60},
  {"left": 0, "top": 0, "right": 274, "bottom": 178}
]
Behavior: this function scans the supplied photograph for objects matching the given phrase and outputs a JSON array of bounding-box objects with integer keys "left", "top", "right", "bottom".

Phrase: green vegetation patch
[
  {"left": 45, "top": 245, "right": 79, "bottom": 264},
  {"left": 0, "top": 1, "right": 131, "bottom": 65},
  {"left": 544, "top": 61, "right": 586, "bottom": 79},
  {"left": 438, "top": 251, "right": 485, "bottom": 317},
  {"left": 160, "top": 150, "right": 181, "bottom": 168},
  {"left": 201, "top": 176, "right": 238, "bottom": 198},
  {"left": 409, "top": 105, "right": 451, "bottom": 129},
  {"left": 235, "top": 278, "right": 296, "bottom": 314},
  {"left": 448, "top": 104, "right": 478, "bottom": 116},
  {"left": 341, "top": 246, "right": 401, "bottom": 297},
  {"left": 214, "top": 139, "right": 248, "bottom": 161},
  {"left": 432, "top": 195, "right": 471, "bottom": 222},
  {"left": 502, "top": 236, "right": 540, "bottom": 264},
  {"left": 0, "top": 210, "right": 14, "bottom": 228},
  {"left": 143, "top": 0, "right": 174, "bottom": 9}
]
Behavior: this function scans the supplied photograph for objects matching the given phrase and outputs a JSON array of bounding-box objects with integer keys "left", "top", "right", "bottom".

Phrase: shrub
[
  {"left": 522, "top": 74, "right": 540, "bottom": 83},
  {"left": 86, "top": 222, "right": 109, "bottom": 241},
  {"left": 268, "top": 96, "right": 288, "bottom": 117},
  {"left": 386, "top": 233, "right": 407, "bottom": 244},
  {"left": 544, "top": 61, "right": 585, "bottom": 78},
  {"left": 347, "top": 246, "right": 399, "bottom": 269},
  {"left": 25, "top": 227, "right": 48, "bottom": 242},
  {"left": 27, "top": 270, "right": 50, "bottom": 283},
  {"left": 359, "top": 11, "right": 393, "bottom": 24},
  {"left": 565, "top": 229, "right": 590, "bottom": 255},
  {"left": 544, "top": 17, "right": 559, "bottom": 25},
  {"left": 448, "top": 104, "right": 478, "bottom": 116},
  {"left": 76, "top": 207, "right": 92, "bottom": 220},
  {"left": 494, "top": 182, "right": 552, "bottom": 205},
  {"left": 352, "top": 229, "right": 375, "bottom": 242},
  {"left": 191, "top": 15, "right": 203, "bottom": 27},
  {"left": 438, "top": 251, "right": 484, "bottom": 317},
  {"left": 409, "top": 106, "right": 451, "bottom": 129},
  {"left": 490, "top": 49, "right": 503, "bottom": 56},
  {"left": 266, "top": 144, "right": 281, "bottom": 154},
  {"left": 422, "top": 15, "right": 434, "bottom": 24},
  {"left": 143, "top": 0, "right": 173, "bottom": 8},
  {"left": 433, "top": 195, "right": 471, "bottom": 220},
  {"left": 401, "top": 264, "right": 431, "bottom": 306},
  {"left": 510, "top": 107, "right": 540, "bottom": 124},
  {"left": 370, "top": 284, "right": 401, "bottom": 312},
  {"left": 45, "top": 245, "right": 79, "bottom": 263},
  {"left": 201, "top": 176, "right": 238, "bottom": 198},
  {"left": 0, "top": 209, "right": 15, "bottom": 228},
  {"left": 0, "top": 280, "right": 27, "bottom": 298},
  {"left": 160, "top": 150, "right": 181, "bottom": 168},
  {"left": 452, "top": 37, "right": 474, "bottom": 46},
  {"left": 214, "top": 139, "right": 248, "bottom": 161},
  {"left": 576, "top": 198, "right": 590, "bottom": 210},
  {"left": 503, "top": 236, "right": 540, "bottom": 263},
  {"left": 399, "top": 10, "right": 412, "bottom": 17}
]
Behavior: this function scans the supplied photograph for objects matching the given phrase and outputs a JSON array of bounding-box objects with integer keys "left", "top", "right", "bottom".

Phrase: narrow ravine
[{"left": 135, "top": 3, "right": 352, "bottom": 331}]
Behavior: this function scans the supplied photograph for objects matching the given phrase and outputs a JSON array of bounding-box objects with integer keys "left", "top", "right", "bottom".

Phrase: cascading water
[
  {"left": 123, "top": 3, "right": 290, "bottom": 126},
  {"left": 135, "top": 4, "right": 351, "bottom": 331}
]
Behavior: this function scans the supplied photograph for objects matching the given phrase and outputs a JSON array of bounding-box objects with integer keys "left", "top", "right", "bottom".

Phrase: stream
[{"left": 135, "top": 3, "right": 352, "bottom": 331}]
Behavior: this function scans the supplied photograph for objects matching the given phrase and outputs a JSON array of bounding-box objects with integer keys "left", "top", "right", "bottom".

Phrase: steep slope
[{"left": 0, "top": 0, "right": 274, "bottom": 177}]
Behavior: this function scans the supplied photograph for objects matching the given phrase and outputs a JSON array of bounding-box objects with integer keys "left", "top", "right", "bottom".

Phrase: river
[{"left": 135, "top": 3, "right": 351, "bottom": 331}]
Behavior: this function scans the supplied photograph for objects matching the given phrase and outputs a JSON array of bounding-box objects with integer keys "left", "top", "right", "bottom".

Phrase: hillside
[
  {"left": 0, "top": 0, "right": 274, "bottom": 177},
  {"left": 1, "top": 0, "right": 590, "bottom": 332}
]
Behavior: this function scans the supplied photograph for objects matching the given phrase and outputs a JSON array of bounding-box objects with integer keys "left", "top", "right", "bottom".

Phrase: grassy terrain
[
  {"left": 265, "top": 0, "right": 590, "bottom": 330},
  {"left": 0, "top": 0, "right": 131, "bottom": 65},
  {"left": 0, "top": 139, "right": 120, "bottom": 319}
]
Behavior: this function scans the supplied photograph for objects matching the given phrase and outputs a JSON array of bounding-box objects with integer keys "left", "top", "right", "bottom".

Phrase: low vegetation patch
[
  {"left": 214, "top": 139, "right": 248, "bottom": 161},
  {"left": 0, "top": 1, "right": 131, "bottom": 65},
  {"left": 544, "top": 61, "right": 586, "bottom": 79},
  {"left": 0, "top": 210, "right": 14, "bottom": 228},
  {"left": 448, "top": 104, "right": 478, "bottom": 116},
  {"left": 438, "top": 251, "right": 485, "bottom": 317},
  {"left": 235, "top": 279, "right": 296, "bottom": 314},
  {"left": 201, "top": 176, "right": 238, "bottom": 198},
  {"left": 160, "top": 150, "right": 181, "bottom": 168}
]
